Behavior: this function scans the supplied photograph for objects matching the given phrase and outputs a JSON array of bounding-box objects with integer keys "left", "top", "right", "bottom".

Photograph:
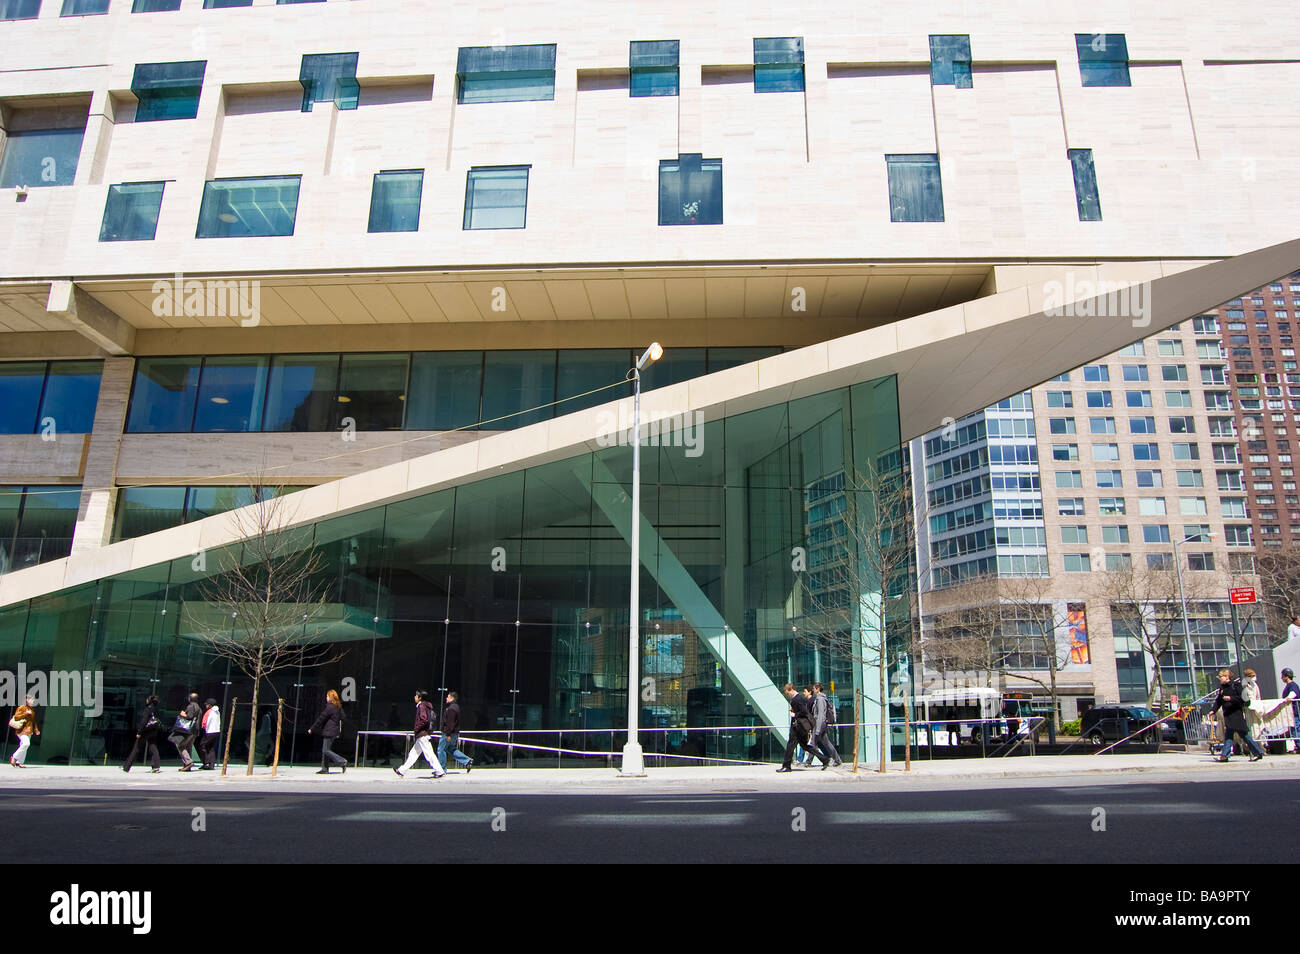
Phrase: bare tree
[
  {"left": 183, "top": 484, "right": 342, "bottom": 775},
  {"left": 793, "top": 454, "right": 918, "bottom": 773},
  {"left": 1099, "top": 566, "right": 1214, "bottom": 707},
  {"left": 996, "top": 575, "right": 1079, "bottom": 734},
  {"left": 1256, "top": 550, "right": 1300, "bottom": 642},
  {"left": 923, "top": 576, "right": 1006, "bottom": 689}
]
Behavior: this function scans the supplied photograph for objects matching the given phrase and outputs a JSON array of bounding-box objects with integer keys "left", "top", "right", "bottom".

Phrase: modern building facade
[
  {"left": 914, "top": 312, "right": 1275, "bottom": 720},
  {"left": 1, "top": 0, "right": 1299, "bottom": 764}
]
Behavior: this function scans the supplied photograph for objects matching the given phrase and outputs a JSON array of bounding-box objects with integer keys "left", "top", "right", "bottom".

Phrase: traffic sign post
[{"left": 1227, "top": 588, "right": 1255, "bottom": 677}]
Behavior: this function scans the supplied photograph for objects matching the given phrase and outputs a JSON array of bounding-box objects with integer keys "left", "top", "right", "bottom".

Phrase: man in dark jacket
[
  {"left": 810, "top": 683, "right": 842, "bottom": 768},
  {"left": 1213, "top": 668, "right": 1264, "bottom": 762},
  {"left": 309, "top": 689, "right": 347, "bottom": 774},
  {"left": 778, "top": 683, "right": 828, "bottom": 772},
  {"left": 123, "top": 694, "right": 163, "bottom": 773},
  {"left": 437, "top": 691, "right": 473, "bottom": 773},
  {"left": 169, "top": 692, "right": 202, "bottom": 771},
  {"left": 393, "top": 689, "right": 444, "bottom": 779}
]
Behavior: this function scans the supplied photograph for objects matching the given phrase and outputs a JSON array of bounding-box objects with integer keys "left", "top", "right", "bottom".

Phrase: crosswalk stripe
[
  {"left": 825, "top": 810, "right": 1015, "bottom": 824},
  {"left": 557, "top": 813, "right": 752, "bottom": 826}
]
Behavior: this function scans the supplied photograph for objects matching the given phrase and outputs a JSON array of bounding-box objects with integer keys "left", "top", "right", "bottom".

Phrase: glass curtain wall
[{"left": 0, "top": 376, "right": 901, "bottom": 767}]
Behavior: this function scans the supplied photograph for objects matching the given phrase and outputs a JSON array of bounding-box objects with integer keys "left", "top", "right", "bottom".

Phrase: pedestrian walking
[
  {"left": 436, "top": 691, "right": 473, "bottom": 773},
  {"left": 1213, "top": 669, "right": 1264, "bottom": 762},
  {"left": 796, "top": 687, "right": 816, "bottom": 767},
  {"left": 810, "top": 682, "right": 842, "bottom": 768},
  {"left": 777, "top": 683, "right": 827, "bottom": 772},
  {"left": 123, "top": 694, "right": 163, "bottom": 774},
  {"left": 1289, "top": 615, "right": 1300, "bottom": 643},
  {"left": 393, "top": 690, "right": 444, "bottom": 779},
  {"left": 1282, "top": 668, "right": 1300, "bottom": 753},
  {"left": 8, "top": 694, "right": 39, "bottom": 768},
  {"left": 169, "top": 692, "right": 202, "bottom": 771},
  {"left": 309, "top": 689, "right": 347, "bottom": 774},
  {"left": 945, "top": 708, "right": 961, "bottom": 746},
  {"left": 197, "top": 699, "right": 221, "bottom": 770}
]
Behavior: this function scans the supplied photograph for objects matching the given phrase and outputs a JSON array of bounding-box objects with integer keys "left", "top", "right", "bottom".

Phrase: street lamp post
[
  {"left": 1172, "top": 531, "right": 1215, "bottom": 703},
  {"left": 621, "top": 341, "right": 662, "bottom": 777}
]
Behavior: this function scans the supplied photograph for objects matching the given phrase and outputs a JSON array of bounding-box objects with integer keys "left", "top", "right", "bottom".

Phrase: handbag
[{"left": 173, "top": 715, "right": 194, "bottom": 734}]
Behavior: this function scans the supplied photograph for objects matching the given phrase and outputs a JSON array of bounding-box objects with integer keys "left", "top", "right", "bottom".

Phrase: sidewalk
[{"left": 5, "top": 749, "right": 1298, "bottom": 794}]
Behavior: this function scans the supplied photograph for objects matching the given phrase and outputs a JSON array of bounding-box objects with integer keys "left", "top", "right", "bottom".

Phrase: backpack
[{"left": 817, "top": 694, "right": 836, "bottom": 728}]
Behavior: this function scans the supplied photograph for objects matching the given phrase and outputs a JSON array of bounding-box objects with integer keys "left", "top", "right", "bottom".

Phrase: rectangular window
[
  {"left": 1083, "top": 365, "right": 1109, "bottom": 382},
  {"left": 99, "top": 182, "right": 165, "bottom": 242},
  {"left": 131, "top": 61, "right": 205, "bottom": 121},
  {"left": 482, "top": 350, "right": 556, "bottom": 430},
  {"left": 1165, "top": 390, "right": 1193, "bottom": 408},
  {"left": 132, "top": 0, "right": 179, "bottom": 10},
  {"left": 753, "top": 37, "right": 804, "bottom": 92},
  {"left": 196, "top": 175, "right": 301, "bottom": 237},
  {"left": 1059, "top": 498, "right": 1085, "bottom": 516},
  {"left": 39, "top": 361, "right": 101, "bottom": 433},
  {"left": 1143, "top": 525, "right": 1171, "bottom": 544},
  {"left": 368, "top": 170, "right": 423, "bottom": 233},
  {"left": 1161, "top": 364, "right": 1187, "bottom": 382},
  {"left": 337, "top": 353, "right": 408, "bottom": 430},
  {"left": 1136, "top": 470, "right": 1163, "bottom": 489},
  {"left": 1047, "top": 391, "right": 1073, "bottom": 408},
  {"left": 263, "top": 354, "right": 339, "bottom": 432},
  {"left": 126, "top": 357, "right": 202, "bottom": 432},
  {"left": 1099, "top": 497, "right": 1126, "bottom": 515},
  {"left": 1121, "top": 365, "right": 1148, "bottom": 382},
  {"left": 1087, "top": 391, "right": 1113, "bottom": 408},
  {"left": 1061, "top": 526, "right": 1088, "bottom": 544},
  {"left": 1090, "top": 416, "right": 1116, "bottom": 434},
  {"left": 1049, "top": 417, "right": 1075, "bottom": 435},
  {"left": 1068, "top": 148, "right": 1102, "bottom": 221},
  {"left": 1092, "top": 443, "right": 1119, "bottom": 461},
  {"left": 630, "top": 40, "right": 679, "bottom": 97},
  {"left": 658, "top": 154, "right": 722, "bottom": 226},
  {"left": 1055, "top": 470, "right": 1083, "bottom": 489},
  {"left": 1119, "top": 343, "right": 1145, "bottom": 357},
  {"left": 405, "top": 352, "right": 484, "bottom": 431},
  {"left": 556, "top": 349, "right": 633, "bottom": 415},
  {"left": 1075, "top": 33, "right": 1130, "bottom": 87},
  {"left": 299, "top": 53, "right": 359, "bottom": 112},
  {"left": 1106, "top": 553, "right": 1133, "bottom": 571},
  {"left": 0, "top": 0, "right": 40, "bottom": 19},
  {"left": 203, "top": 0, "right": 253, "bottom": 7},
  {"left": 1158, "top": 340, "right": 1184, "bottom": 357},
  {"left": 886, "top": 154, "right": 944, "bottom": 223},
  {"left": 1147, "top": 553, "right": 1173, "bottom": 570},
  {"left": 1129, "top": 416, "right": 1155, "bottom": 434},
  {"left": 1096, "top": 470, "right": 1123, "bottom": 488},
  {"left": 1101, "top": 525, "right": 1129, "bottom": 544},
  {"left": 60, "top": 0, "right": 107, "bottom": 14},
  {"left": 192, "top": 356, "right": 269, "bottom": 433},
  {"left": 1052, "top": 444, "right": 1079, "bottom": 461},
  {"left": 457, "top": 44, "right": 556, "bottom": 104},
  {"left": 1064, "top": 554, "right": 1091, "bottom": 573},
  {"left": 464, "top": 166, "right": 530, "bottom": 230},
  {"left": 0, "top": 363, "right": 46, "bottom": 434},
  {"left": 1172, "top": 442, "right": 1200, "bottom": 461},
  {"left": 1179, "top": 497, "right": 1208, "bottom": 516},
  {"left": 1176, "top": 470, "right": 1204, "bottom": 488},
  {"left": 1187, "top": 552, "right": 1215, "bottom": 572},
  {"left": 1125, "top": 390, "right": 1152, "bottom": 408},
  {"left": 1139, "top": 498, "right": 1167, "bottom": 516},
  {"left": 1132, "top": 443, "right": 1159, "bottom": 461},
  {"left": 929, "top": 34, "right": 972, "bottom": 88},
  {"left": 0, "top": 128, "right": 84, "bottom": 188}
]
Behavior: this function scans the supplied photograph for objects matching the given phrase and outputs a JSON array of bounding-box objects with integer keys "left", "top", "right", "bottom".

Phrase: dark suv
[{"left": 1080, "top": 705, "right": 1179, "bottom": 745}]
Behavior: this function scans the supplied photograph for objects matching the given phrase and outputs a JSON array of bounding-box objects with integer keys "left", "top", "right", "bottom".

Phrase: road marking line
[
  {"left": 557, "top": 813, "right": 752, "bottom": 826},
  {"left": 825, "top": 810, "right": 1015, "bottom": 824},
  {"left": 332, "top": 811, "right": 509, "bottom": 823}
]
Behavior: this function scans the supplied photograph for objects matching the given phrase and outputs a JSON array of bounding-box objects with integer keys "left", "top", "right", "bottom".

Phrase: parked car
[{"left": 1080, "top": 705, "right": 1178, "bottom": 745}]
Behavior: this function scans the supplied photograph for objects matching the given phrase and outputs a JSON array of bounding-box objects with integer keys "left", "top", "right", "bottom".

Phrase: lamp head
[{"left": 636, "top": 341, "right": 664, "bottom": 371}]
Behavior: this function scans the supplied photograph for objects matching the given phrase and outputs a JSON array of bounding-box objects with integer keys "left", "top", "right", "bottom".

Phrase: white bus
[{"left": 911, "top": 687, "right": 1030, "bottom": 746}]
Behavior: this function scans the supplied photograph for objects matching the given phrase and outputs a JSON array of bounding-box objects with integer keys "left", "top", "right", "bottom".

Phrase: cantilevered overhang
[{"left": 2, "top": 236, "right": 1297, "bottom": 607}]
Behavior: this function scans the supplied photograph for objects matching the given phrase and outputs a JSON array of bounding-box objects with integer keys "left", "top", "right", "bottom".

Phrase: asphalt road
[{"left": 3, "top": 773, "right": 1293, "bottom": 864}]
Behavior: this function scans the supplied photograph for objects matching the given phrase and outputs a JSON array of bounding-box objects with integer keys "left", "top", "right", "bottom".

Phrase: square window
[
  {"left": 368, "top": 170, "right": 423, "bottom": 233},
  {"left": 659, "top": 154, "right": 722, "bottom": 226},
  {"left": 0, "top": 128, "right": 85, "bottom": 187},
  {"left": 464, "top": 166, "right": 530, "bottom": 230},
  {"left": 300, "top": 53, "right": 359, "bottom": 112},
  {"left": 457, "top": 44, "right": 557, "bottom": 104},
  {"left": 929, "top": 34, "right": 972, "bottom": 88},
  {"left": 885, "top": 154, "right": 944, "bottom": 222},
  {"left": 99, "top": 182, "right": 165, "bottom": 241},
  {"left": 1075, "top": 33, "right": 1130, "bottom": 87},
  {"left": 196, "top": 175, "right": 301, "bottom": 237},
  {"left": 753, "top": 37, "right": 804, "bottom": 92},
  {"left": 630, "top": 40, "right": 679, "bottom": 97},
  {"left": 0, "top": 0, "right": 40, "bottom": 19},
  {"left": 131, "top": 61, "right": 206, "bottom": 122},
  {"left": 1068, "top": 148, "right": 1102, "bottom": 221}
]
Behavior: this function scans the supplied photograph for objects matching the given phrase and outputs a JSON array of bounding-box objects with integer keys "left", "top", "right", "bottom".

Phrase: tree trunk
[
  {"left": 246, "top": 647, "right": 263, "bottom": 776},
  {"left": 852, "top": 690, "right": 860, "bottom": 774},
  {"left": 272, "top": 698, "right": 284, "bottom": 777},
  {"left": 878, "top": 632, "right": 888, "bottom": 774},
  {"left": 903, "top": 690, "right": 911, "bottom": 772},
  {"left": 221, "top": 697, "right": 236, "bottom": 776}
]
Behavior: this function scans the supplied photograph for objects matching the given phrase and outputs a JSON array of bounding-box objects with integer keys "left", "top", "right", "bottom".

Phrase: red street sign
[{"left": 1229, "top": 586, "right": 1257, "bottom": 604}]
